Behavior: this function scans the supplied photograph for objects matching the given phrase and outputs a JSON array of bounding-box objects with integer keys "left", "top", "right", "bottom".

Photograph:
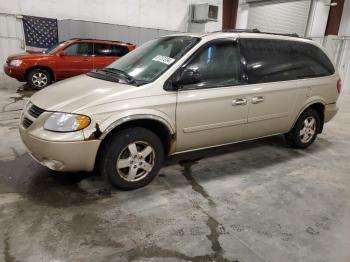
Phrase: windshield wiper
[
  {"left": 87, "top": 71, "right": 120, "bottom": 83},
  {"left": 101, "top": 68, "right": 136, "bottom": 84}
]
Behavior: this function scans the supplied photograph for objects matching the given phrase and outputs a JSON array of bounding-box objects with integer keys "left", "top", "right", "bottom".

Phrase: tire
[
  {"left": 27, "top": 68, "right": 52, "bottom": 90},
  {"left": 285, "top": 109, "right": 321, "bottom": 149},
  {"left": 98, "top": 127, "right": 164, "bottom": 190}
]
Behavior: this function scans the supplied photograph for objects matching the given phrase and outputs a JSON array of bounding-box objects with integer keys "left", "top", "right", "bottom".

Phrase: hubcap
[
  {"left": 299, "top": 116, "right": 316, "bottom": 144},
  {"left": 116, "top": 141, "right": 155, "bottom": 182},
  {"left": 32, "top": 72, "right": 48, "bottom": 88}
]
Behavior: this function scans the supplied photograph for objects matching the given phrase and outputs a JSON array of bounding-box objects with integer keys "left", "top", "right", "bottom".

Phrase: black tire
[
  {"left": 98, "top": 127, "right": 164, "bottom": 190},
  {"left": 285, "top": 109, "right": 321, "bottom": 149},
  {"left": 27, "top": 68, "right": 52, "bottom": 90}
]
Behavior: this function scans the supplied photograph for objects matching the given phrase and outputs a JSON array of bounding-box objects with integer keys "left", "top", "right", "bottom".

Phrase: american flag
[{"left": 23, "top": 15, "right": 58, "bottom": 49}]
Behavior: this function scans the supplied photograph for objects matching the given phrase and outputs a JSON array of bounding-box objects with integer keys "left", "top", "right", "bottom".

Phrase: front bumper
[
  {"left": 3, "top": 64, "right": 25, "bottom": 81},
  {"left": 19, "top": 125, "right": 101, "bottom": 172}
]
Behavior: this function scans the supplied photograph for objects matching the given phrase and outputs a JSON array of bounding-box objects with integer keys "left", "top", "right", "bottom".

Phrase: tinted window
[
  {"left": 94, "top": 44, "right": 129, "bottom": 57},
  {"left": 240, "top": 39, "right": 335, "bottom": 84},
  {"left": 64, "top": 43, "right": 93, "bottom": 56},
  {"left": 183, "top": 40, "right": 243, "bottom": 89}
]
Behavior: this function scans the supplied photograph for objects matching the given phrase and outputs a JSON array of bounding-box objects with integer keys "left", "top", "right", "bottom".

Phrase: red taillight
[{"left": 337, "top": 79, "right": 342, "bottom": 94}]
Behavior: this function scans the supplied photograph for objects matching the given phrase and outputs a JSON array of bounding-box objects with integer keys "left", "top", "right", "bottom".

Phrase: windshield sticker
[{"left": 152, "top": 55, "right": 175, "bottom": 65}]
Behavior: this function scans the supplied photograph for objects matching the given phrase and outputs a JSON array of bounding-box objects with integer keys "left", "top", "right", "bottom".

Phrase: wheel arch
[
  {"left": 25, "top": 66, "right": 55, "bottom": 82},
  {"left": 291, "top": 100, "right": 325, "bottom": 134},
  {"left": 97, "top": 115, "right": 176, "bottom": 158}
]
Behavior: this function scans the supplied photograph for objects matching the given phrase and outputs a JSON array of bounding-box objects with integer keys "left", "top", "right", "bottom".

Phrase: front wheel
[
  {"left": 27, "top": 68, "right": 52, "bottom": 90},
  {"left": 98, "top": 127, "right": 164, "bottom": 190},
  {"left": 285, "top": 109, "right": 321, "bottom": 149}
]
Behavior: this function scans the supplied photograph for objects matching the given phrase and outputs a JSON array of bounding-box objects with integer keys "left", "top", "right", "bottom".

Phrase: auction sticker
[{"left": 152, "top": 55, "right": 175, "bottom": 65}]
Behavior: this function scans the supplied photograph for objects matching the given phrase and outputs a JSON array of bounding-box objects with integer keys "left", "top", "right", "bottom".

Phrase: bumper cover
[
  {"left": 19, "top": 126, "right": 101, "bottom": 172},
  {"left": 3, "top": 64, "right": 26, "bottom": 81},
  {"left": 324, "top": 103, "right": 339, "bottom": 123}
]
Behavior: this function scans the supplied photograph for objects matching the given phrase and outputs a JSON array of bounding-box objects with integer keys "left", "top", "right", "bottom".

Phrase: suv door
[
  {"left": 93, "top": 43, "right": 129, "bottom": 69},
  {"left": 175, "top": 39, "right": 249, "bottom": 152},
  {"left": 239, "top": 38, "right": 305, "bottom": 139},
  {"left": 56, "top": 42, "right": 94, "bottom": 79}
]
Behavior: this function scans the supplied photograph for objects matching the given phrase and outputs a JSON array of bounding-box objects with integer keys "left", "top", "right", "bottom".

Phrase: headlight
[
  {"left": 44, "top": 112, "right": 91, "bottom": 132},
  {"left": 9, "top": 59, "right": 22, "bottom": 67}
]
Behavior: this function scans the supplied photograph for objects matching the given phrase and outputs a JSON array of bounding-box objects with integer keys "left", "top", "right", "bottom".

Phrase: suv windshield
[
  {"left": 44, "top": 42, "right": 67, "bottom": 54},
  {"left": 104, "top": 36, "right": 200, "bottom": 83}
]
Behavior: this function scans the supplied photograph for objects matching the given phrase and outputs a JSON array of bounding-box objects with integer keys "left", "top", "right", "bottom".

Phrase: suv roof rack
[
  {"left": 219, "top": 28, "right": 302, "bottom": 38},
  {"left": 68, "top": 38, "right": 134, "bottom": 45}
]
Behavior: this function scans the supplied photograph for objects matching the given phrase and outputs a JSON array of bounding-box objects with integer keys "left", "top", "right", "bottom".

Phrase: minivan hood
[{"left": 30, "top": 75, "right": 142, "bottom": 112}]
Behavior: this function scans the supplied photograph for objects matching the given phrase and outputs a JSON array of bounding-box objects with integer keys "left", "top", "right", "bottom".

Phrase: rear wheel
[
  {"left": 285, "top": 109, "right": 320, "bottom": 149},
  {"left": 99, "top": 127, "right": 164, "bottom": 190},
  {"left": 27, "top": 68, "right": 52, "bottom": 90}
]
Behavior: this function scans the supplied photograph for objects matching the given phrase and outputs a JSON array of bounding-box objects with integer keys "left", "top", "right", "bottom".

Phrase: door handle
[
  {"left": 83, "top": 58, "right": 90, "bottom": 61},
  {"left": 252, "top": 96, "right": 264, "bottom": 104},
  {"left": 232, "top": 98, "right": 247, "bottom": 106}
]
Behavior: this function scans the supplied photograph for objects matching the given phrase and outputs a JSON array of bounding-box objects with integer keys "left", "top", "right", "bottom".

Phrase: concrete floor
[{"left": 1, "top": 77, "right": 350, "bottom": 262}]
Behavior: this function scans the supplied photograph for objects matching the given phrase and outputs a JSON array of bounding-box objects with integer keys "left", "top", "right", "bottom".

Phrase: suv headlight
[
  {"left": 44, "top": 112, "right": 91, "bottom": 132},
  {"left": 9, "top": 59, "right": 22, "bottom": 67}
]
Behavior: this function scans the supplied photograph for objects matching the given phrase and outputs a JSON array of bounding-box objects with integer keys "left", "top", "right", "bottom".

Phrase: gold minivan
[{"left": 19, "top": 31, "right": 341, "bottom": 189}]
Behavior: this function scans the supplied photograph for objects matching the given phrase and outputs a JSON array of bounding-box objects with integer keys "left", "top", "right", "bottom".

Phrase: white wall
[
  {"left": 339, "top": 0, "right": 350, "bottom": 36},
  {"left": 236, "top": 0, "right": 249, "bottom": 29},
  {"left": 338, "top": 0, "right": 350, "bottom": 90},
  {"left": 305, "top": 0, "right": 331, "bottom": 37},
  {"left": 0, "top": 0, "right": 222, "bottom": 33}
]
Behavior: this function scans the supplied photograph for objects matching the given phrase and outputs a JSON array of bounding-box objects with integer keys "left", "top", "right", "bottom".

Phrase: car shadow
[{"left": 0, "top": 133, "right": 329, "bottom": 207}]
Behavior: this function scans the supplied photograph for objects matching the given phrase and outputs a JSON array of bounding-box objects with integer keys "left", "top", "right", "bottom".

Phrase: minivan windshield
[{"left": 104, "top": 36, "right": 200, "bottom": 83}]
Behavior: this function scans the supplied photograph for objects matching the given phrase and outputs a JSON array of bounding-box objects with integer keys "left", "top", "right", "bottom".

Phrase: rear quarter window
[{"left": 240, "top": 38, "right": 335, "bottom": 84}]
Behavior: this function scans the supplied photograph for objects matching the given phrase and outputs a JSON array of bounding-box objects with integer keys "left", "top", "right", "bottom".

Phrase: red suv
[{"left": 4, "top": 39, "right": 136, "bottom": 89}]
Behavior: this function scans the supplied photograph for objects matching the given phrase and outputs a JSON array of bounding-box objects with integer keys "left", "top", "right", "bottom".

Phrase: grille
[
  {"left": 22, "top": 117, "right": 33, "bottom": 129},
  {"left": 28, "top": 104, "right": 45, "bottom": 118}
]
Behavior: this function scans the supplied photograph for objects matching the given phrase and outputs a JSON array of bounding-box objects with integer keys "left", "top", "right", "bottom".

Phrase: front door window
[{"left": 182, "top": 40, "right": 243, "bottom": 89}]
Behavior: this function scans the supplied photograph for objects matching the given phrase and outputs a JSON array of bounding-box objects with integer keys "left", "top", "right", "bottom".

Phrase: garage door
[{"left": 247, "top": 0, "right": 312, "bottom": 36}]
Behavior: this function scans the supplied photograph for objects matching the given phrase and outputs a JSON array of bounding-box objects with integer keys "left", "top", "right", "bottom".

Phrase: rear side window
[
  {"left": 94, "top": 43, "right": 129, "bottom": 57},
  {"left": 240, "top": 39, "right": 335, "bottom": 84}
]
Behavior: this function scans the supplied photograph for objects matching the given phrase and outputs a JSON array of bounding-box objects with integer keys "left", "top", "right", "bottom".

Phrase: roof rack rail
[
  {"left": 220, "top": 28, "right": 261, "bottom": 33},
  {"left": 257, "top": 31, "right": 300, "bottom": 38},
  {"left": 219, "top": 28, "right": 302, "bottom": 38},
  {"left": 68, "top": 38, "right": 132, "bottom": 44}
]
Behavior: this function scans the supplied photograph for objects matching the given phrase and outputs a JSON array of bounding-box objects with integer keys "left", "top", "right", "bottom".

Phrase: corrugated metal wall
[
  {"left": 58, "top": 20, "right": 180, "bottom": 46},
  {"left": 0, "top": 14, "right": 25, "bottom": 74},
  {"left": 247, "top": 0, "right": 312, "bottom": 36}
]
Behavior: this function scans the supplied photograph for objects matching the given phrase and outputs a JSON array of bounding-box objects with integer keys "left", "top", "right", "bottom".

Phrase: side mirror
[
  {"left": 173, "top": 68, "right": 201, "bottom": 87},
  {"left": 57, "top": 50, "right": 65, "bottom": 57}
]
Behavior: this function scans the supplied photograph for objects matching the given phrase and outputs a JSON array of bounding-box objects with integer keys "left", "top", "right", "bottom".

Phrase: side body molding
[{"left": 100, "top": 114, "right": 176, "bottom": 140}]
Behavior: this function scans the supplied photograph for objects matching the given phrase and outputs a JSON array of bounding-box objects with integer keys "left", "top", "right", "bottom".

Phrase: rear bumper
[
  {"left": 324, "top": 103, "right": 339, "bottom": 123},
  {"left": 3, "top": 64, "right": 26, "bottom": 81},
  {"left": 19, "top": 126, "right": 101, "bottom": 172}
]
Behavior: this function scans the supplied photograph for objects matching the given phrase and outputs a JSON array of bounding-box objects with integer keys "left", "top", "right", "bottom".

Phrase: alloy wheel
[
  {"left": 299, "top": 116, "right": 316, "bottom": 144},
  {"left": 32, "top": 72, "right": 48, "bottom": 88},
  {"left": 116, "top": 141, "right": 155, "bottom": 182}
]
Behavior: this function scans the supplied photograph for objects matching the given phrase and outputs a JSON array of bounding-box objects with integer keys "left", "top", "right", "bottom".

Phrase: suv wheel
[
  {"left": 27, "top": 69, "right": 52, "bottom": 90},
  {"left": 285, "top": 109, "right": 320, "bottom": 149},
  {"left": 99, "top": 127, "right": 164, "bottom": 190}
]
